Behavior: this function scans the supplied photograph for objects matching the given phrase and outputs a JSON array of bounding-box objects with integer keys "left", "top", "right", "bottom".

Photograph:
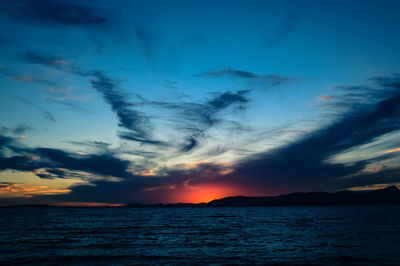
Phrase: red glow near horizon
[{"left": 167, "top": 184, "right": 243, "bottom": 204}]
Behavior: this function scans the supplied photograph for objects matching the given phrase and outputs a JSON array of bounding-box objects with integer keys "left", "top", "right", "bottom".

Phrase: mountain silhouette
[{"left": 207, "top": 186, "right": 400, "bottom": 207}]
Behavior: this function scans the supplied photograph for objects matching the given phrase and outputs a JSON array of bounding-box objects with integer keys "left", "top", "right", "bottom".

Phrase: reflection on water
[{"left": 1, "top": 206, "right": 400, "bottom": 265}]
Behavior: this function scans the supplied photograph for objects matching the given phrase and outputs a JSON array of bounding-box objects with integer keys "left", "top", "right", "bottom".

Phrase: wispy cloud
[
  {"left": 0, "top": 137, "right": 133, "bottom": 180},
  {"left": 0, "top": 66, "right": 54, "bottom": 86},
  {"left": 200, "top": 67, "right": 292, "bottom": 88},
  {"left": 266, "top": 5, "right": 301, "bottom": 46},
  {"left": 0, "top": 124, "right": 33, "bottom": 136},
  {"left": 226, "top": 73, "right": 400, "bottom": 192},
  {"left": 23, "top": 51, "right": 162, "bottom": 145},
  {"left": 134, "top": 25, "right": 155, "bottom": 59},
  {"left": 13, "top": 96, "right": 56, "bottom": 122},
  {"left": 151, "top": 90, "right": 251, "bottom": 152}
]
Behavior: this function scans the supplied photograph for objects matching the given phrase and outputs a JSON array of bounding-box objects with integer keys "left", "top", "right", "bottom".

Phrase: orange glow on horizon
[{"left": 169, "top": 183, "right": 241, "bottom": 203}]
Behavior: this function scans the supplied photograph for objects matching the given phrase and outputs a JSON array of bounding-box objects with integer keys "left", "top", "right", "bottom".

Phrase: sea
[{"left": 1, "top": 206, "right": 400, "bottom": 265}]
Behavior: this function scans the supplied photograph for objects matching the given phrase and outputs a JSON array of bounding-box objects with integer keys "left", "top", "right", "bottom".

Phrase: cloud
[
  {"left": 225, "top": 74, "right": 400, "bottom": 192},
  {"left": 381, "top": 147, "right": 400, "bottom": 154},
  {"left": 134, "top": 25, "right": 154, "bottom": 59},
  {"left": 33, "top": 148, "right": 132, "bottom": 178},
  {"left": 151, "top": 90, "right": 250, "bottom": 152},
  {"left": 118, "top": 131, "right": 167, "bottom": 146},
  {"left": 32, "top": 168, "right": 84, "bottom": 179},
  {"left": 88, "top": 71, "right": 149, "bottom": 134},
  {"left": 266, "top": 6, "right": 301, "bottom": 46},
  {"left": 22, "top": 51, "right": 257, "bottom": 150},
  {"left": 318, "top": 95, "right": 336, "bottom": 101},
  {"left": 153, "top": 90, "right": 250, "bottom": 127},
  {"left": 23, "top": 51, "right": 163, "bottom": 145},
  {"left": 38, "top": 162, "right": 234, "bottom": 204},
  {"left": 4, "top": 72, "right": 400, "bottom": 205},
  {"left": 1, "top": 62, "right": 90, "bottom": 114},
  {"left": 67, "top": 140, "right": 112, "bottom": 151},
  {"left": 0, "top": 182, "right": 70, "bottom": 198},
  {"left": 0, "top": 124, "right": 33, "bottom": 136},
  {"left": 13, "top": 96, "right": 56, "bottom": 122},
  {"left": 23, "top": 51, "right": 69, "bottom": 69},
  {"left": 180, "top": 136, "right": 199, "bottom": 153},
  {"left": 0, "top": 139, "right": 134, "bottom": 180},
  {"left": 1, "top": 0, "right": 106, "bottom": 26},
  {"left": 47, "top": 100, "right": 91, "bottom": 114},
  {"left": 0, "top": 66, "right": 54, "bottom": 86},
  {"left": 200, "top": 67, "right": 292, "bottom": 87}
]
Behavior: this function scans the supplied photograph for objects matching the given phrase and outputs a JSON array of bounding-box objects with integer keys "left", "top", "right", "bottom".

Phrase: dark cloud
[
  {"left": 200, "top": 67, "right": 292, "bottom": 87},
  {"left": 39, "top": 162, "right": 231, "bottom": 204},
  {"left": 35, "top": 168, "right": 84, "bottom": 179},
  {"left": 123, "top": 150, "right": 160, "bottom": 159},
  {"left": 370, "top": 73, "right": 400, "bottom": 88},
  {"left": 1, "top": 0, "right": 106, "bottom": 26},
  {"left": 0, "top": 145, "right": 133, "bottom": 181},
  {"left": 0, "top": 135, "right": 12, "bottom": 148},
  {"left": 333, "top": 167, "right": 400, "bottom": 190},
  {"left": 0, "top": 124, "right": 33, "bottom": 136},
  {"left": 180, "top": 136, "right": 199, "bottom": 153},
  {"left": 23, "top": 51, "right": 163, "bottom": 145},
  {"left": 154, "top": 90, "right": 250, "bottom": 127},
  {"left": 34, "top": 148, "right": 131, "bottom": 178},
  {"left": 88, "top": 71, "right": 149, "bottom": 134},
  {"left": 0, "top": 155, "right": 44, "bottom": 172},
  {"left": 226, "top": 74, "right": 400, "bottom": 192},
  {"left": 68, "top": 140, "right": 112, "bottom": 152},
  {"left": 152, "top": 90, "right": 250, "bottom": 152},
  {"left": 118, "top": 131, "right": 167, "bottom": 146},
  {"left": 44, "top": 178, "right": 166, "bottom": 204}
]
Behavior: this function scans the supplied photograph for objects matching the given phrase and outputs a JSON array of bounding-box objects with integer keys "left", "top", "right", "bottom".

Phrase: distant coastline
[{"left": 2, "top": 186, "right": 400, "bottom": 208}]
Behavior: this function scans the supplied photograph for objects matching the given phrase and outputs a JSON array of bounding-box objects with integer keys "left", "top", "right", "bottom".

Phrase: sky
[{"left": 1, "top": 0, "right": 400, "bottom": 205}]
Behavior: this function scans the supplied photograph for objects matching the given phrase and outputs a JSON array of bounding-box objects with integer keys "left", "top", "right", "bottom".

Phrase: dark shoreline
[{"left": 2, "top": 185, "right": 400, "bottom": 208}]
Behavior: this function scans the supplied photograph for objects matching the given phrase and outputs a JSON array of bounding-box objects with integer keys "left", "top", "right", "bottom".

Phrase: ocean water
[{"left": 1, "top": 206, "right": 400, "bottom": 265}]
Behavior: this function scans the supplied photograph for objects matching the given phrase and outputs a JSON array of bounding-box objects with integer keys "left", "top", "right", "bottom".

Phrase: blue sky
[{"left": 1, "top": 0, "right": 400, "bottom": 205}]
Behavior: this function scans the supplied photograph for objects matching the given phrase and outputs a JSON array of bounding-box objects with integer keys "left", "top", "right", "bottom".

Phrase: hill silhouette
[
  {"left": 3, "top": 186, "right": 400, "bottom": 208},
  {"left": 207, "top": 185, "right": 400, "bottom": 207},
  {"left": 125, "top": 185, "right": 400, "bottom": 207}
]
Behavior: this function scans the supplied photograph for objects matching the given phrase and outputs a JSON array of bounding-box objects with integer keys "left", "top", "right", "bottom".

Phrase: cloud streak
[
  {"left": 0, "top": 137, "right": 133, "bottom": 180},
  {"left": 23, "top": 51, "right": 162, "bottom": 145},
  {"left": 200, "top": 67, "right": 292, "bottom": 88},
  {"left": 225, "top": 74, "right": 400, "bottom": 192},
  {"left": 13, "top": 96, "right": 56, "bottom": 122},
  {"left": 151, "top": 90, "right": 250, "bottom": 152}
]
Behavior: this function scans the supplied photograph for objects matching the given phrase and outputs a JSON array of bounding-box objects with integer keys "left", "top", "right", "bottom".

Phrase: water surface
[{"left": 1, "top": 206, "right": 399, "bottom": 265}]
